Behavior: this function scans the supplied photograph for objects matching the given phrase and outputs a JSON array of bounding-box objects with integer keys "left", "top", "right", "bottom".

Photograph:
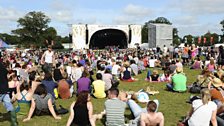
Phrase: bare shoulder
[
  {"left": 87, "top": 101, "right": 93, "bottom": 107},
  {"left": 156, "top": 112, "right": 164, "bottom": 120}
]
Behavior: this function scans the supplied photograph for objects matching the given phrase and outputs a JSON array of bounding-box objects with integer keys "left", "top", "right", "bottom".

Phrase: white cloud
[
  {"left": 48, "top": 10, "right": 73, "bottom": 23},
  {"left": 113, "top": 4, "right": 153, "bottom": 24},
  {"left": 0, "top": 6, "right": 23, "bottom": 21},
  {"left": 173, "top": 16, "right": 198, "bottom": 26},
  {"left": 124, "top": 4, "right": 152, "bottom": 17},
  {"left": 47, "top": 1, "right": 74, "bottom": 23},
  {"left": 170, "top": 0, "right": 224, "bottom": 15}
]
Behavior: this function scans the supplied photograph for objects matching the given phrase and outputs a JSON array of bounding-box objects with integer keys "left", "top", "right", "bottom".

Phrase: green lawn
[{"left": 0, "top": 67, "right": 201, "bottom": 126}]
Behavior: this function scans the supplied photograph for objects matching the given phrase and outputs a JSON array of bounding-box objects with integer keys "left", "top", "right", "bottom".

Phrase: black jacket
[{"left": 0, "top": 62, "right": 9, "bottom": 94}]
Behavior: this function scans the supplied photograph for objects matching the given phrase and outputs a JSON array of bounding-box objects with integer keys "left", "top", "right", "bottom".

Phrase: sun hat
[
  {"left": 123, "top": 61, "right": 130, "bottom": 67},
  {"left": 212, "top": 78, "right": 223, "bottom": 88},
  {"left": 176, "top": 67, "right": 183, "bottom": 73}
]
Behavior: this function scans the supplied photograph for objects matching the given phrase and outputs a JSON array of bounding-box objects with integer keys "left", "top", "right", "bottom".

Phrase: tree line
[
  {"left": 0, "top": 11, "right": 71, "bottom": 49},
  {"left": 0, "top": 11, "right": 224, "bottom": 48}
]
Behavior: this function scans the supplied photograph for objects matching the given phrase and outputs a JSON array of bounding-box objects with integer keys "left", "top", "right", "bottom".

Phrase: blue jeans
[
  {"left": 0, "top": 94, "right": 14, "bottom": 111},
  {"left": 166, "top": 83, "right": 174, "bottom": 91},
  {"left": 127, "top": 99, "right": 159, "bottom": 118}
]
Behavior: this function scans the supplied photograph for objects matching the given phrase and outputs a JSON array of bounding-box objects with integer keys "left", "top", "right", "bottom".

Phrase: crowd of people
[{"left": 0, "top": 43, "right": 224, "bottom": 126}]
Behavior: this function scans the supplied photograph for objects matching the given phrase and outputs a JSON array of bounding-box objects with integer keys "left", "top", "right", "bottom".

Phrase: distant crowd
[{"left": 1, "top": 43, "right": 224, "bottom": 126}]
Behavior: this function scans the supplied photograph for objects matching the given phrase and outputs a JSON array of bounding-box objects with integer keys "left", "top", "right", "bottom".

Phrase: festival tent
[{"left": 0, "top": 39, "right": 10, "bottom": 48}]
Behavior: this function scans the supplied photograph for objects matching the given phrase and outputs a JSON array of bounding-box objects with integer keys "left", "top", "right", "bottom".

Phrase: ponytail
[{"left": 201, "top": 88, "right": 211, "bottom": 105}]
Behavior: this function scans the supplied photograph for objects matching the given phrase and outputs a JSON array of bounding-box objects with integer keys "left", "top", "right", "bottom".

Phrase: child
[
  {"left": 160, "top": 70, "right": 171, "bottom": 82},
  {"left": 207, "top": 58, "right": 216, "bottom": 72},
  {"left": 149, "top": 70, "right": 160, "bottom": 82}
]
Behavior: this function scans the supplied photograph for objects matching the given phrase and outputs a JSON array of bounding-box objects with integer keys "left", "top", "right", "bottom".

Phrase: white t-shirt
[
  {"left": 44, "top": 51, "right": 54, "bottom": 63},
  {"left": 188, "top": 99, "right": 217, "bottom": 126},
  {"left": 148, "top": 59, "right": 157, "bottom": 68},
  {"left": 112, "top": 64, "right": 120, "bottom": 75},
  {"left": 163, "top": 47, "right": 168, "bottom": 54}
]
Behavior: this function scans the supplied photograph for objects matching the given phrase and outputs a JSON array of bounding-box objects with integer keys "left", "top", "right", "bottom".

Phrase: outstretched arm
[
  {"left": 66, "top": 102, "right": 75, "bottom": 126},
  {"left": 23, "top": 99, "right": 36, "bottom": 122},
  {"left": 48, "top": 98, "right": 61, "bottom": 120},
  {"left": 87, "top": 102, "right": 96, "bottom": 126}
]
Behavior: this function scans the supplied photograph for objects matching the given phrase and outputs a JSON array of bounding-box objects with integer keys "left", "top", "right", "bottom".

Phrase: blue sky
[{"left": 0, "top": 0, "right": 223, "bottom": 37}]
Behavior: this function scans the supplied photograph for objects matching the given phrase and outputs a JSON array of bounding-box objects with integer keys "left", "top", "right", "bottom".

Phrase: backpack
[{"left": 123, "top": 68, "right": 131, "bottom": 80}]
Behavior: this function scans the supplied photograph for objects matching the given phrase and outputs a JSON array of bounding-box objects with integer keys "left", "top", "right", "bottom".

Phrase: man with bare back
[{"left": 140, "top": 101, "right": 164, "bottom": 126}]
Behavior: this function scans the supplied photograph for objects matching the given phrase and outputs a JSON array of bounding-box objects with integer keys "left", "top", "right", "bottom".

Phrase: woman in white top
[{"left": 188, "top": 88, "right": 217, "bottom": 126}]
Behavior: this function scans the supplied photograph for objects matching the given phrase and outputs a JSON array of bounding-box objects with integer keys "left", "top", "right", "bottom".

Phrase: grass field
[{"left": 0, "top": 67, "right": 201, "bottom": 126}]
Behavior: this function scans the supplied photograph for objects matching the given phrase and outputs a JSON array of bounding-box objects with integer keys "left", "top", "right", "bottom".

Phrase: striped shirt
[{"left": 105, "top": 98, "right": 126, "bottom": 126}]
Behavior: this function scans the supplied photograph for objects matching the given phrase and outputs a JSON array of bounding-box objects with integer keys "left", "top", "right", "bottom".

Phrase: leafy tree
[
  {"left": 12, "top": 11, "right": 50, "bottom": 47},
  {"left": 183, "top": 35, "right": 194, "bottom": 45},
  {"left": 141, "top": 22, "right": 148, "bottom": 43},
  {"left": 0, "top": 33, "right": 20, "bottom": 45},
  {"left": 173, "top": 28, "right": 180, "bottom": 46},
  {"left": 221, "top": 19, "right": 224, "bottom": 29},
  {"left": 148, "top": 17, "right": 172, "bottom": 25}
]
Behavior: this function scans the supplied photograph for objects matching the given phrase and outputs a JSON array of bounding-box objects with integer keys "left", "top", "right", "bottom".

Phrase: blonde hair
[
  {"left": 201, "top": 88, "right": 211, "bottom": 105},
  {"left": 210, "top": 59, "right": 215, "bottom": 65},
  {"left": 152, "top": 70, "right": 158, "bottom": 75}
]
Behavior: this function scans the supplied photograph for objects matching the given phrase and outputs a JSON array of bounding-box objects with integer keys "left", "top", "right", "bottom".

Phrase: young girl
[
  {"left": 8, "top": 74, "right": 20, "bottom": 98},
  {"left": 149, "top": 70, "right": 160, "bottom": 82},
  {"left": 160, "top": 70, "right": 171, "bottom": 82},
  {"left": 207, "top": 58, "right": 217, "bottom": 72}
]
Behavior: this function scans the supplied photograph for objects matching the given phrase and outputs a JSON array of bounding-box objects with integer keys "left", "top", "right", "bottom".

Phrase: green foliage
[
  {"left": 220, "top": 19, "right": 224, "bottom": 29},
  {"left": 12, "top": 11, "right": 51, "bottom": 47},
  {"left": 0, "top": 33, "right": 20, "bottom": 45},
  {"left": 173, "top": 28, "right": 180, "bottom": 46},
  {"left": 141, "top": 22, "right": 148, "bottom": 43},
  {"left": 148, "top": 17, "right": 172, "bottom": 25},
  {"left": 183, "top": 35, "right": 194, "bottom": 45}
]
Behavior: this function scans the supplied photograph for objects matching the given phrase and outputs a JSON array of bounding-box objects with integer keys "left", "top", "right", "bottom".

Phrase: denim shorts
[{"left": 0, "top": 94, "right": 14, "bottom": 111}]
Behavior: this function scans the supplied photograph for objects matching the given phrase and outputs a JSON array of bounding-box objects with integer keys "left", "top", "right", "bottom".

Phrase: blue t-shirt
[{"left": 42, "top": 80, "right": 57, "bottom": 98}]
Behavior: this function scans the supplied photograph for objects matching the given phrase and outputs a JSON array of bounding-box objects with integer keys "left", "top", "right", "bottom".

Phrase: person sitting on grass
[
  {"left": 166, "top": 67, "right": 187, "bottom": 92},
  {"left": 118, "top": 92, "right": 163, "bottom": 126},
  {"left": 140, "top": 101, "right": 164, "bottom": 126},
  {"left": 23, "top": 84, "right": 61, "bottom": 122},
  {"left": 104, "top": 88, "right": 126, "bottom": 126},
  {"left": 12, "top": 79, "right": 33, "bottom": 116},
  {"left": 42, "top": 72, "right": 58, "bottom": 99},
  {"left": 58, "top": 72, "right": 72, "bottom": 99},
  {"left": 66, "top": 91, "right": 96, "bottom": 126},
  {"left": 207, "top": 57, "right": 217, "bottom": 72},
  {"left": 160, "top": 70, "right": 171, "bottom": 83},
  {"left": 76, "top": 71, "right": 91, "bottom": 95},
  {"left": 92, "top": 73, "right": 106, "bottom": 98},
  {"left": 190, "top": 57, "right": 203, "bottom": 70},
  {"left": 187, "top": 88, "right": 217, "bottom": 126},
  {"left": 121, "top": 61, "right": 135, "bottom": 82},
  {"left": 149, "top": 70, "right": 160, "bottom": 82}
]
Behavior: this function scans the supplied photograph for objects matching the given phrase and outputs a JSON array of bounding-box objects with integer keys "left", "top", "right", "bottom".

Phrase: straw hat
[
  {"left": 176, "top": 67, "right": 183, "bottom": 73},
  {"left": 123, "top": 61, "right": 130, "bottom": 67},
  {"left": 212, "top": 78, "right": 223, "bottom": 88}
]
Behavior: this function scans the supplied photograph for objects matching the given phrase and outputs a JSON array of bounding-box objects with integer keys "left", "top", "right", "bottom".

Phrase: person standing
[
  {"left": 0, "top": 61, "right": 18, "bottom": 126},
  {"left": 41, "top": 45, "right": 55, "bottom": 73}
]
